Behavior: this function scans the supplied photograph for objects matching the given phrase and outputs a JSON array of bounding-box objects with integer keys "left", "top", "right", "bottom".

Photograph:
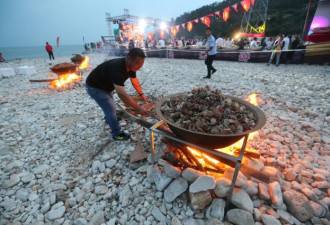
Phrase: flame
[
  {"left": 79, "top": 56, "right": 90, "bottom": 69},
  {"left": 50, "top": 73, "right": 81, "bottom": 89},
  {"left": 245, "top": 93, "right": 264, "bottom": 106}
]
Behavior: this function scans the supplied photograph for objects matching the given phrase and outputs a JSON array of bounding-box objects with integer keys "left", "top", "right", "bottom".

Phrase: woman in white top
[
  {"left": 265, "top": 37, "right": 274, "bottom": 50},
  {"left": 224, "top": 38, "right": 233, "bottom": 48}
]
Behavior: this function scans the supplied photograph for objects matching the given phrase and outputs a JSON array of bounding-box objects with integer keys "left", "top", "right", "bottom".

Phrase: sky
[{"left": 0, "top": 0, "right": 219, "bottom": 47}]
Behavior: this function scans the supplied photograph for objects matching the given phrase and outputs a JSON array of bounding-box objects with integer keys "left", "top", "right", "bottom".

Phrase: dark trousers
[
  {"left": 205, "top": 54, "right": 216, "bottom": 76},
  {"left": 281, "top": 51, "right": 287, "bottom": 64},
  {"left": 48, "top": 51, "right": 54, "bottom": 60}
]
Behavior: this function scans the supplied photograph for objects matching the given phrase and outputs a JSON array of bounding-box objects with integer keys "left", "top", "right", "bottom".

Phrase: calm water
[{"left": 0, "top": 45, "right": 85, "bottom": 61}]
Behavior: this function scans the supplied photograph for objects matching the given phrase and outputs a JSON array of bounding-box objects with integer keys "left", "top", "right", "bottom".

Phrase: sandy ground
[{"left": 0, "top": 54, "right": 329, "bottom": 224}]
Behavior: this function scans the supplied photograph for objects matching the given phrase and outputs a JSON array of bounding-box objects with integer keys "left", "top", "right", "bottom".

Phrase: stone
[
  {"left": 312, "top": 181, "right": 330, "bottom": 189},
  {"left": 226, "top": 209, "right": 254, "bottom": 225},
  {"left": 276, "top": 209, "right": 295, "bottom": 224},
  {"left": 269, "top": 181, "right": 283, "bottom": 207},
  {"left": 171, "top": 217, "right": 183, "bottom": 225},
  {"left": 105, "top": 159, "right": 116, "bottom": 168},
  {"left": 21, "top": 173, "right": 35, "bottom": 183},
  {"left": 147, "top": 165, "right": 156, "bottom": 183},
  {"left": 285, "top": 168, "right": 297, "bottom": 181},
  {"left": 244, "top": 180, "right": 258, "bottom": 196},
  {"left": 94, "top": 186, "right": 108, "bottom": 195},
  {"left": 189, "top": 175, "right": 216, "bottom": 193},
  {"left": 301, "top": 188, "right": 318, "bottom": 201},
  {"left": 189, "top": 191, "right": 212, "bottom": 210},
  {"left": 309, "top": 201, "right": 326, "bottom": 217},
  {"left": 33, "top": 164, "right": 49, "bottom": 174},
  {"left": 242, "top": 157, "right": 264, "bottom": 170},
  {"left": 258, "top": 183, "right": 270, "bottom": 200},
  {"left": 205, "top": 198, "right": 226, "bottom": 221},
  {"left": 74, "top": 218, "right": 88, "bottom": 225},
  {"left": 253, "top": 208, "right": 261, "bottom": 221},
  {"left": 164, "top": 163, "right": 181, "bottom": 178},
  {"left": 0, "top": 68, "right": 15, "bottom": 77},
  {"left": 17, "top": 66, "right": 36, "bottom": 75},
  {"left": 260, "top": 214, "right": 281, "bottom": 225},
  {"left": 182, "top": 218, "right": 200, "bottom": 225},
  {"left": 88, "top": 211, "right": 104, "bottom": 225},
  {"left": 2, "top": 175, "right": 20, "bottom": 189},
  {"left": 16, "top": 189, "right": 29, "bottom": 202},
  {"left": 182, "top": 168, "right": 204, "bottom": 183},
  {"left": 205, "top": 218, "right": 224, "bottom": 225},
  {"left": 154, "top": 169, "right": 172, "bottom": 191},
  {"left": 214, "top": 178, "right": 231, "bottom": 198},
  {"left": 164, "top": 178, "right": 188, "bottom": 203},
  {"left": 223, "top": 168, "right": 247, "bottom": 187},
  {"left": 91, "top": 160, "right": 105, "bottom": 173},
  {"left": 231, "top": 188, "right": 253, "bottom": 213},
  {"left": 151, "top": 207, "right": 166, "bottom": 222},
  {"left": 282, "top": 190, "right": 313, "bottom": 222},
  {"left": 46, "top": 206, "right": 66, "bottom": 221}
]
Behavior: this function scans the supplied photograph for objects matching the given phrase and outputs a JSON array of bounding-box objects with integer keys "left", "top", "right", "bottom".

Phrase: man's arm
[
  {"left": 114, "top": 84, "right": 147, "bottom": 114},
  {"left": 130, "top": 77, "right": 148, "bottom": 101}
]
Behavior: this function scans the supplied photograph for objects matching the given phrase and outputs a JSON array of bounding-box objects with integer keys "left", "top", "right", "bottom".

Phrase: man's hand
[
  {"left": 201, "top": 52, "right": 206, "bottom": 56},
  {"left": 140, "top": 94, "right": 148, "bottom": 102},
  {"left": 137, "top": 105, "right": 148, "bottom": 116}
]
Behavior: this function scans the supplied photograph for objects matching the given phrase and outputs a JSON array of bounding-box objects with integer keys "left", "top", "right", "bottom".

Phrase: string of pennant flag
[{"left": 146, "top": 0, "right": 254, "bottom": 40}]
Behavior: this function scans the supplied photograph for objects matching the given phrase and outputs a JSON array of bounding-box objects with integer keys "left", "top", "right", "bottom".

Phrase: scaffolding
[{"left": 240, "top": 0, "right": 269, "bottom": 35}]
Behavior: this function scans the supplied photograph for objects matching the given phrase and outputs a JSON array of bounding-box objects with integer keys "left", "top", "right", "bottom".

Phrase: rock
[
  {"left": 164, "top": 163, "right": 181, "bottom": 178},
  {"left": 285, "top": 168, "right": 297, "bottom": 181},
  {"left": 205, "top": 198, "right": 226, "bottom": 221},
  {"left": 88, "top": 211, "right": 104, "bottom": 225},
  {"left": 164, "top": 178, "right": 188, "bottom": 203},
  {"left": 171, "top": 216, "right": 183, "bottom": 225},
  {"left": 301, "top": 188, "right": 318, "bottom": 201},
  {"left": 94, "top": 186, "right": 108, "bottom": 195},
  {"left": 105, "top": 159, "right": 116, "bottom": 168},
  {"left": 41, "top": 202, "right": 51, "bottom": 214},
  {"left": 258, "top": 183, "right": 270, "bottom": 200},
  {"left": 312, "top": 181, "right": 330, "bottom": 189},
  {"left": 214, "top": 178, "right": 231, "bottom": 198},
  {"left": 182, "top": 218, "right": 200, "bottom": 225},
  {"left": 223, "top": 168, "right": 247, "bottom": 187},
  {"left": 276, "top": 209, "right": 295, "bottom": 224},
  {"left": 309, "top": 201, "right": 326, "bottom": 217},
  {"left": 243, "top": 180, "right": 258, "bottom": 196},
  {"left": 147, "top": 165, "right": 156, "bottom": 183},
  {"left": 74, "top": 218, "right": 88, "bottom": 225},
  {"left": 21, "top": 173, "right": 35, "bottom": 183},
  {"left": 33, "top": 164, "right": 49, "bottom": 174},
  {"left": 45, "top": 206, "right": 66, "bottom": 221},
  {"left": 91, "top": 160, "right": 105, "bottom": 173},
  {"left": 182, "top": 168, "right": 204, "bottom": 183},
  {"left": 189, "top": 191, "right": 212, "bottom": 210},
  {"left": 226, "top": 209, "right": 254, "bottom": 225},
  {"left": 2, "top": 175, "right": 20, "bottom": 189},
  {"left": 205, "top": 218, "right": 224, "bottom": 225},
  {"left": 189, "top": 175, "right": 216, "bottom": 193},
  {"left": 242, "top": 157, "right": 264, "bottom": 170},
  {"left": 152, "top": 207, "right": 166, "bottom": 222},
  {"left": 16, "top": 189, "right": 29, "bottom": 202},
  {"left": 283, "top": 190, "right": 313, "bottom": 222},
  {"left": 269, "top": 181, "right": 283, "bottom": 207},
  {"left": 260, "top": 214, "right": 281, "bottom": 225},
  {"left": 231, "top": 188, "right": 253, "bottom": 213},
  {"left": 253, "top": 208, "right": 261, "bottom": 221},
  {"left": 154, "top": 169, "right": 172, "bottom": 191}
]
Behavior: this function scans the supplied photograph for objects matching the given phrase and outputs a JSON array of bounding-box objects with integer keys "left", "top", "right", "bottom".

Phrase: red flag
[
  {"left": 241, "top": 0, "right": 251, "bottom": 11},
  {"left": 182, "top": 23, "right": 186, "bottom": 29},
  {"left": 200, "top": 17, "right": 205, "bottom": 24},
  {"left": 204, "top": 17, "right": 211, "bottom": 27},
  {"left": 251, "top": 0, "right": 255, "bottom": 5},
  {"left": 207, "top": 13, "right": 214, "bottom": 17},
  {"left": 187, "top": 22, "right": 193, "bottom": 32},
  {"left": 160, "top": 30, "right": 165, "bottom": 39},
  {"left": 56, "top": 37, "right": 59, "bottom": 47},
  {"left": 147, "top": 33, "right": 153, "bottom": 41},
  {"left": 194, "top": 18, "right": 199, "bottom": 23},
  {"left": 215, "top": 11, "right": 221, "bottom": 19},
  {"left": 223, "top": 8, "right": 230, "bottom": 21},
  {"left": 232, "top": 3, "right": 238, "bottom": 12},
  {"left": 175, "top": 25, "right": 180, "bottom": 32}
]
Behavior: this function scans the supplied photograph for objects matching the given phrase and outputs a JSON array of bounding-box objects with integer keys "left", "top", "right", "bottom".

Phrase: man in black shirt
[{"left": 86, "top": 48, "right": 148, "bottom": 140}]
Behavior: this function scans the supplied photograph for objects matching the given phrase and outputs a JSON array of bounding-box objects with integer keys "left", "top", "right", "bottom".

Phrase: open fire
[
  {"left": 79, "top": 56, "right": 90, "bottom": 70},
  {"left": 49, "top": 73, "right": 82, "bottom": 89}
]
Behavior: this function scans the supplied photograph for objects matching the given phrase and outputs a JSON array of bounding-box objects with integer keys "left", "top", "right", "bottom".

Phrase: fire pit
[
  {"left": 156, "top": 93, "right": 266, "bottom": 149},
  {"left": 50, "top": 63, "right": 77, "bottom": 76}
]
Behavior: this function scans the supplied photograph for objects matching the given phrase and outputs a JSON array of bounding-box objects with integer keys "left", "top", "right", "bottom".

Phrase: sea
[{"left": 0, "top": 45, "right": 86, "bottom": 61}]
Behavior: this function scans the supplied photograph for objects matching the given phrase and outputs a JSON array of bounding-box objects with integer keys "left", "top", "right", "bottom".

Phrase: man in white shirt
[
  {"left": 201, "top": 28, "right": 217, "bottom": 79},
  {"left": 281, "top": 34, "right": 290, "bottom": 64},
  {"left": 196, "top": 39, "right": 203, "bottom": 46},
  {"left": 216, "top": 37, "right": 224, "bottom": 47},
  {"left": 158, "top": 39, "right": 165, "bottom": 48},
  {"left": 249, "top": 37, "right": 258, "bottom": 49},
  {"left": 224, "top": 38, "right": 233, "bottom": 48}
]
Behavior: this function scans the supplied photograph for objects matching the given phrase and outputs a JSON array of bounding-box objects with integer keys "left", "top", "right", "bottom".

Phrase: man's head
[
  {"left": 46, "top": 42, "right": 48, "bottom": 44},
  {"left": 126, "top": 48, "right": 145, "bottom": 72},
  {"left": 206, "top": 28, "right": 212, "bottom": 37}
]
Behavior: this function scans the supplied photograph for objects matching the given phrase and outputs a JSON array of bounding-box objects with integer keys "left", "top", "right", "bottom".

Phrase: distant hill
[{"left": 174, "top": 0, "right": 315, "bottom": 38}]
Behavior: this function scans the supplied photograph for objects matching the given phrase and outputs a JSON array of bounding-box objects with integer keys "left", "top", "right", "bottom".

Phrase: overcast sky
[{"left": 0, "top": 0, "right": 219, "bottom": 47}]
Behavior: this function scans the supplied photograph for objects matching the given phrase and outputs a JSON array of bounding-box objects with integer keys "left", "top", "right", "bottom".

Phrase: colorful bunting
[
  {"left": 160, "top": 30, "right": 165, "bottom": 39},
  {"left": 181, "top": 23, "right": 186, "bottom": 29},
  {"left": 204, "top": 17, "right": 211, "bottom": 27},
  {"left": 200, "top": 16, "right": 205, "bottom": 24},
  {"left": 207, "top": 13, "right": 214, "bottom": 17},
  {"left": 232, "top": 3, "right": 238, "bottom": 12},
  {"left": 147, "top": 33, "right": 153, "bottom": 41},
  {"left": 194, "top": 18, "right": 199, "bottom": 23},
  {"left": 251, "top": 0, "right": 255, "bottom": 5},
  {"left": 187, "top": 22, "right": 193, "bottom": 32},
  {"left": 175, "top": 25, "right": 180, "bottom": 32},
  {"left": 223, "top": 7, "right": 230, "bottom": 21}
]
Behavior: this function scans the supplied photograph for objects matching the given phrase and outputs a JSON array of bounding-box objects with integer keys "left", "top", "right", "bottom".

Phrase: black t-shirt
[{"left": 86, "top": 57, "right": 136, "bottom": 92}]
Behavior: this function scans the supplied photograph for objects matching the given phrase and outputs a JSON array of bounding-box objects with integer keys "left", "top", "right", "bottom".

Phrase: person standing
[
  {"left": 0, "top": 53, "right": 6, "bottom": 62},
  {"left": 249, "top": 37, "right": 258, "bottom": 49},
  {"left": 267, "top": 36, "right": 283, "bottom": 67},
  {"left": 201, "top": 28, "right": 217, "bottom": 79},
  {"left": 216, "top": 37, "right": 224, "bottom": 47},
  {"left": 281, "top": 34, "right": 290, "bottom": 64},
  {"left": 85, "top": 48, "right": 148, "bottom": 140},
  {"left": 45, "top": 42, "right": 55, "bottom": 60}
]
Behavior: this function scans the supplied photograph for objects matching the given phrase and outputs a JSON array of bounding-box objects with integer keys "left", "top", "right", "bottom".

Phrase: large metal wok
[{"left": 156, "top": 93, "right": 266, "bottom": 149}]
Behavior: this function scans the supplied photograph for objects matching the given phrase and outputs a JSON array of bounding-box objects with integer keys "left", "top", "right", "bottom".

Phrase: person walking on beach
[
  {"left": 85, "top": 48, "right": 148, "bottom": 141},
  {"left": 45, "top": 42, "right": 55, "bottom": 60},
  {"left": 267, "top": 36, "right": 284, "bottom": 67},
  {"left": 0, "top": 53, "right": 6, "bottom": 62},
  {"left": 201, "top": 28, "right": 217, "bottom": 79}
]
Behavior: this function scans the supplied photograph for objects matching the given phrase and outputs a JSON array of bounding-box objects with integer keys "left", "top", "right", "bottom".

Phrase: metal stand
[{"left": 149, "top": 120, "right": 249, "bottom": 217}]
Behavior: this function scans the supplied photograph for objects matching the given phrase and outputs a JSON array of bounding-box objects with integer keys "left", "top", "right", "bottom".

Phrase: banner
[
  {"left": 232, "top": 3, "right": 238, "bottom": 12},
  {"left": 215, "top": 11, "right": 221, "bottom": 19},
  {"left": 187, "top": 22, "right": 193, "bottom": 32},
  {"left": 223, "top": 7, "right": 230, "bottom": 21}
]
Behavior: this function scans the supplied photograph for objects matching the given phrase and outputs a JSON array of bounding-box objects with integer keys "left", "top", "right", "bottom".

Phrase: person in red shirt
[
  {"left": 45, "top": 42, "right": 55, "bottom": 60},
  {"left": 0, "top": 53, "right": 6, "bottom": 62}
]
